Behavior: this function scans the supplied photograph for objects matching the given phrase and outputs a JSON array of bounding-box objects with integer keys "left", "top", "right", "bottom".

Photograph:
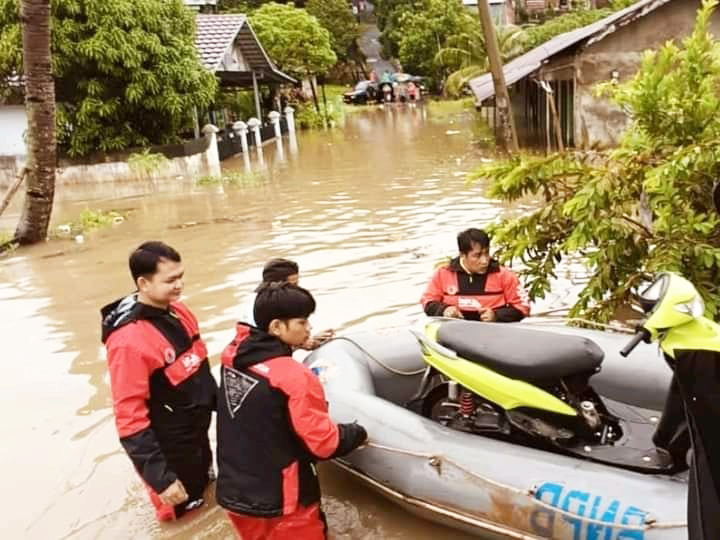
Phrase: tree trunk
[
  {"left": 14, "top": 0, "right": 56, "bottom": 245},
  {"left": 309, "top": 76, "right": 321, "bottom": 114}
]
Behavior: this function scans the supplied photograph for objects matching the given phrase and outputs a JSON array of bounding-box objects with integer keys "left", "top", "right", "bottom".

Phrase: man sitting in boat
[{"left": 420, "top": 228, "right": 530, "bottom": 322}]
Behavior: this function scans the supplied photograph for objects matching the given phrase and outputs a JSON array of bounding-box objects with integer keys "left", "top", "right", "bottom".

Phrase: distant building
[
  {"left": 184, "top": 0, "right": 218, "bottom": 12},
  {"left": 469, "top": 0, "right": 719, "bottom": 149}
]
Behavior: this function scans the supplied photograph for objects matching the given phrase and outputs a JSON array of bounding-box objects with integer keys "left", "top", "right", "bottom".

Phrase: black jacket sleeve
[
  {"left": 331, "top": 423, "right": 368, "bottom": 458},
  {"left": 424, "top": 301, "right": 448, "bottom": 317},
  {"left": 120, "top": 426, "right": 177, "bottom": 493},
  {"left": 494, "top": 305, "right": 525, "bottom": 322}
]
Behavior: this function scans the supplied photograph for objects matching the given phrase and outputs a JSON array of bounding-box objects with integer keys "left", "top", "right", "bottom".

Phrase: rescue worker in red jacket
[
  {"left": 421, "top": 228, "right": 530, "bottom": 322},
  {"left": 101, "top": 241, "right": 216, "bottom": 522},
  {"left": 217, "top": 283, "right": 368, "bottom": 539}
]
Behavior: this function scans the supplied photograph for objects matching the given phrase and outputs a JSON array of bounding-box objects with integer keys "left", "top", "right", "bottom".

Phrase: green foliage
[
  {"left": 0, "top": 0, "right": 218, "bottom": 157},
  {"left": 306, "top": 0, "right": 359, "bottom": 61},
  {"left": 0, "top": 230, "right": 18, "bottom": 256},
  {"left": 294, "top": 100, "right": 340, "bottom": 128},
  {"left": 426, "top": 96, "right": 476, "bottom": 117},
  {"left": 523, "top": 8, "right": 612, "bottom": 52},
  {"left": 373, "top": 0, "right": 420, "bottom": 59},
  {"left": 216, "top": 89, "right": 257, "bottom": 121},
  {"left": 195, "top": 170, "right": 267, "bottom": 186},
  {"left": 250, "top": 2, "right": 336, "bottom": 76},
  {"left": 468, "top": 0, "right": 720, "bottom": 321},
  {"left": 395, "top": 0, "right": 477, "bottom": 89},
  {"left": 128, "top": 149, "right": 170, "bottom": 177},
  {"left": 438, "top": 25, "right": 527, "bottom": 98}
]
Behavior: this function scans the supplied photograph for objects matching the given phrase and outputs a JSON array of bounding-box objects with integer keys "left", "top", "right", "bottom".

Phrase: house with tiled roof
[
  {"left": 194, "top": 14, "right": 295, "bottom": 123},
  {"left": 469, "top": 0, "right": 720, "bottom": 149}
]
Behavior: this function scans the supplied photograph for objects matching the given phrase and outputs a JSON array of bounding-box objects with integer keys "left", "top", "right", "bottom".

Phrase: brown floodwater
[{"left": 0, "top": 104, "right": 564, "bottom": 539}]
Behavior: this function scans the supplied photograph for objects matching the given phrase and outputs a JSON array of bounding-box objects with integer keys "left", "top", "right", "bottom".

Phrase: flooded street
[{"left": 1, "top": 104, "right": 548, "bottom": 539}]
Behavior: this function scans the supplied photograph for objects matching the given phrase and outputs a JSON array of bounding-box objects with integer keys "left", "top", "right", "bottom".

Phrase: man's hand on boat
[
  {"left": 158, "top": 478, "right": 189, "bottom": 506},
  {"left": 442, "top": 306, "right": 463, "bottom": 318},
  {"left": 479, "top": 307, "right": 496, "bottom": 322},
  {"left": 302, "top": 329, "right": 336, "bottom": 349}
]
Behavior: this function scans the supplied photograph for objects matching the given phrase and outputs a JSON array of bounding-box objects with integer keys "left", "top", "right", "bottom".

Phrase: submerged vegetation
[
  {"left": 128, "top": 149, "right": 170, "bottom": 178},
  {"left": 470, "top": 0, "right": 720, "bottom": 321},
  {"left": 55, "top": 208, "right": 127, "bottom": 237},
  {"left": 195, "top": 171, "right": 268, "bottom": 186}
]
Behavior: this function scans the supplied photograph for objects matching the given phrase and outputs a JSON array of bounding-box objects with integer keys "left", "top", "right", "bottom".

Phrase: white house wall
[
  {"left": 0, "top": 106, "right": 28, "bottom": 156},
  {"left": 220, "top": 43, "right": 251, "bottom": 71}
]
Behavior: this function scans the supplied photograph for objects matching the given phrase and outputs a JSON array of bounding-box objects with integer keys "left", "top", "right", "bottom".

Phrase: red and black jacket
[
  {"left": 216, "top": 323, "right": 364, "bottom": 517},
  {"left": 101, "top": 295, "right": 216, "bottom": 513},
  {"left": 420, "top": 258, "right": 530, "bottom": 322}
]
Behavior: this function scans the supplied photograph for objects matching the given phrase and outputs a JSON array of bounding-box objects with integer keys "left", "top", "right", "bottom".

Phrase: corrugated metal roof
[
  {"left": 194, "top": 14, "right": 296, "bottom": 84},
  {"left": 468, "top": 0, "right": 672, "bottom": 104}
]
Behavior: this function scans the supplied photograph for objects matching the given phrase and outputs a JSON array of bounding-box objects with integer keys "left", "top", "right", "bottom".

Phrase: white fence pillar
[
  {"left": 201, "top": 124, "right": 221, "bottom": 177},
  {"left": 247, "top": 117, "right": 262, "bottom": 147},
  {"left": 268, "top": 110, "right": 282, "bottom": 139},
  {"left": 233, "top": 121, "right": 249, "bottom": 154},
  {"left": 283, "top": 106, "right": 296, "bottom": 133}
]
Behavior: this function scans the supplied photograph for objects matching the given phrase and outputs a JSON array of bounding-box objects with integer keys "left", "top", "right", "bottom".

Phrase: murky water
[{"left": 1, "top": 105, "right": 559, "bottom": 539}]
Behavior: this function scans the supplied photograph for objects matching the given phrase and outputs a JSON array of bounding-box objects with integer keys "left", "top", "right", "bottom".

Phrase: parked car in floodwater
[{"left": 343, "top": 80, "right": 378, "bottom": 104}]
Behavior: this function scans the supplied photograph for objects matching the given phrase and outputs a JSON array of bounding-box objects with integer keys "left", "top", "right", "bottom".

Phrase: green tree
[
  {"left": 373, "top": 0, "right": 419, "bottom": 59},
  {"left": 468, "top": 0, "right": 720, "bottom": 321},
  {"left": 249, "top": 2, "right": 336, "bottom": 77},
  {"left": 0, "top": 0, "right": 217, "bottom": 157},
  {"left": 305, "top": 0, "right": 358, "bottom": 62},
  {"left": 437, "top": 24, "right": 526, "bottom": 98},
  {"left": 396, "top": 0, "right": 477, "bottom": 89}
]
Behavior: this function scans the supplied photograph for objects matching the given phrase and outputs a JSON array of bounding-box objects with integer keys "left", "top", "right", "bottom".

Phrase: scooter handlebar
[{"left": 620, "top": 329, "right": 649, "bottom": 357}]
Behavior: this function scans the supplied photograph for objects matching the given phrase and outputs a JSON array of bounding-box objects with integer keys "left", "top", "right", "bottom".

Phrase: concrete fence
[
  {"left": 0, "top": 126, "right": 222, "bottom": 189},
  {"left": 216, "top": 107, "right": 295, "bottom": 161}
]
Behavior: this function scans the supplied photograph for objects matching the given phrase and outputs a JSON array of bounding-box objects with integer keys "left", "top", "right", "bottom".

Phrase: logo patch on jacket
[
  {"left": 446, "top": 285, "right": 458, "bottom": 295},
  {"left": 224, "top": 366, "right": 258, "bottom": 418}
]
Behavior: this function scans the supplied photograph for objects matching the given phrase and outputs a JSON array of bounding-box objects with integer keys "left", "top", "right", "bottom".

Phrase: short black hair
[
  {"left": 256, "top": 258, "right": 299, "bottom": 292},
  {"left": 254, "top": 282, "right": 316, "bottom": 332},
  {"left": 262, "top": 258, "right": 299, "bottom": 283},
  {"left": 129, "top": 241, "right": 181, "bottom": 282},
  {"left": 457, "top": 228, "right": 490, "bottom": 254}
]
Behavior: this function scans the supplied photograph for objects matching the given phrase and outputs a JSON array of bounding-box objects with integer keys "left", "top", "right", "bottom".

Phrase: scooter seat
[{"left": 436, "top": 320, "right": 603, "bottom": 381}]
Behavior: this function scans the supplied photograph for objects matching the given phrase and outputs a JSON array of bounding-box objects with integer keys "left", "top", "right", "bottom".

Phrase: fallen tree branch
[{"left": 0, "top": 167, "right": 28, "bottom": 219}]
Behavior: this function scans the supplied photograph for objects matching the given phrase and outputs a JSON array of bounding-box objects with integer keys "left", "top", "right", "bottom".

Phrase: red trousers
[{"left": 227, "top": 504, "right": 325, "bottom": 540}]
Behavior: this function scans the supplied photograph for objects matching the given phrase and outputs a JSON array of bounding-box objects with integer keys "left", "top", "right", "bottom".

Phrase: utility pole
[{"left": 476, "top": 0, "right": 519, "bottom": 153}]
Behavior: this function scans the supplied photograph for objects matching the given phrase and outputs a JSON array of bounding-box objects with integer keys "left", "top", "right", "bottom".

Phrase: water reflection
[{"left": 2, "top": 105, "right": 547, "bottom": 539}]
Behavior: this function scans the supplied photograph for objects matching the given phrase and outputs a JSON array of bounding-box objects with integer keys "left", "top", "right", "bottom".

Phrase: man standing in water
[
  {"left": 101, "top": 242, "right": 216, "bottom": 521},
  {"left": 421, "top": 228, "right": 530, "bottom": 321},
  {"left": 217, "top": 283, "right": 367, "bottom": 539}
]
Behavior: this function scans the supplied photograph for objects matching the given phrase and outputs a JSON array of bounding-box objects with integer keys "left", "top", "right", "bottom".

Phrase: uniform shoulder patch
[{"left": 223, "top": 366, "right": 259, "bottom": 418}]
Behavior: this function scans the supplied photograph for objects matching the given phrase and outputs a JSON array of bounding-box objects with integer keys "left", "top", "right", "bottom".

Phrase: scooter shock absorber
[{"left": 460, "top": 390, "right": 475, "bottom": 417}]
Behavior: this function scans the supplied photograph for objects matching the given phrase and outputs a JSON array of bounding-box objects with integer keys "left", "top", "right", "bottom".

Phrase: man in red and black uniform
[
  {"left": 101, "top": 242, "right": 216, "bottom": 522},
  {"left": 217, "top": 283, "right": 367, "bottom": 539},
  {"left": 421, "top": 228, "right": 530, "bottom": 322}
]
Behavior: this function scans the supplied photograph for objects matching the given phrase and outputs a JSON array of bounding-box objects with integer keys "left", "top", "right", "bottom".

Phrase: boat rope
[
  {"left": 362, "top": 441, "right": 687, "bottom": 532},
  {"left": 527, "top": 317, "right": 636, "bottom": 333},
  {"left": 331, "top": 336, "right": 427, "bottom": 376}
]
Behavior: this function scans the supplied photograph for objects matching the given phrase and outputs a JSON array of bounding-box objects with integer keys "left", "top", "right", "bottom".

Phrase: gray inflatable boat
[{"left": 304, "top": 323, "right": 687, "bottom": 540}]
